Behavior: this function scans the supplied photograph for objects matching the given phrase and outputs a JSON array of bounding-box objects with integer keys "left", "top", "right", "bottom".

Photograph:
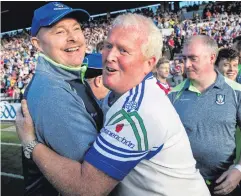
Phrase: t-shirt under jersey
[{"left": 85, "top": 74, "right": 210, "bottom": 196}]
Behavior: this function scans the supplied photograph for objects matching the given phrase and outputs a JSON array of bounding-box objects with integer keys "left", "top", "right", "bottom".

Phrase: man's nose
[
  {"left": 106, "top": 47, "right": 117, "bottom": 63},
  {"left": 184, "top": 59, "right": 191, "bottom": 69},
  {"left": 67, "top": 31, "right": 78, "bottom": 42}
]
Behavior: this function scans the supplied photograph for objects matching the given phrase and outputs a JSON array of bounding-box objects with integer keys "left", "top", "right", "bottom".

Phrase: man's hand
[
  {"left": 15, "top": 99, "right": 36, "bottom": 146},
  {"left": 214, "top": 168, "right": 241, "bottom": 195}
]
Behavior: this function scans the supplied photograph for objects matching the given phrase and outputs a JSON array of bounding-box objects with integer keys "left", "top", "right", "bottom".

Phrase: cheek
[
  {"left": 102, "top": 51, "right": 108, "bottom": 63},
  {"left": 158, "top": 70, "right": 164, "bottom": 75},
  {"left": 222, "top": 67, "right": 229, "bottom": 73},
  {"left": 233, "top": 67, "right": 239, "bottom": 73}
]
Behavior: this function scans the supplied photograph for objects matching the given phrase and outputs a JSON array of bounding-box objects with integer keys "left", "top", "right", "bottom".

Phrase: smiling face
[
  {"left": 217, "top": 58, "right": 239, "bottom": 80},
  {"left": 31, "top": 18, "right": 86, "bottom": 67},
  {"left": 102, "top": 26, "right": 155, "bottom": 94}
]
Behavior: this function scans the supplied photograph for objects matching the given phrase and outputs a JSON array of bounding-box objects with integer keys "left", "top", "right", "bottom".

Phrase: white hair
[{"left": 111, "top": 13, "right": 163, "bottom": 63}]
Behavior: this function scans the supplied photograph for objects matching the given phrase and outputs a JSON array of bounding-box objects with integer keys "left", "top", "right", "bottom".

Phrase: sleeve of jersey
[{"left": 84, "top": 121, "right": 163, "bottom": 181}]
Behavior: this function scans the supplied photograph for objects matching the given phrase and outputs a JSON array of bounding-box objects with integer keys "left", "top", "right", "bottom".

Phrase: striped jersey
[{"left": 85, "top": 74, "right": 210, "bottom": 196}]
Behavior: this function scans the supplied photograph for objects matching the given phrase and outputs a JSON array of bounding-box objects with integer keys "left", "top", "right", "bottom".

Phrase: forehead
[
  {"left": 51, "top": 17, "right": 80, "bottom": 28},
  {"left": 182, "top": 40, "right": 207, "bottom": 56},
  {"left": 158, "top": 63, "right": 169, "bottom": 68},
  {"left": 38, "top": 18, "right": 80, "bottom": 37},
  {"left": 219, "top": 58, "right": 239, "bottom": 64}
]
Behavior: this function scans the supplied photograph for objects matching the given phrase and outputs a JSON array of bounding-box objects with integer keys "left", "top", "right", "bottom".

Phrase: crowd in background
[{"left": 1, "top": 1, "right": 241, "bottom": 101}]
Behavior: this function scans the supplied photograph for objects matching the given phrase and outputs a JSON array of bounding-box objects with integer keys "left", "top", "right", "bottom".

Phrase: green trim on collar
[
  {"left": 80, "top": 64, "right": 87, "bottom": 84},
  {"left": 189, "top": 81, "right": 201, "bottom": 95},
  {"left": 171, "top": 79, "right": 187, "bottom": 92},
  {"left": 39, "top": 53, "right": 86, "bottom": 71}
]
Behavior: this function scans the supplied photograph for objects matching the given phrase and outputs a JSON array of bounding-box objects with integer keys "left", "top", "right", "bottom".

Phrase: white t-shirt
[{"left": 85, "top": 75, "right": 210, "bottom": 196}]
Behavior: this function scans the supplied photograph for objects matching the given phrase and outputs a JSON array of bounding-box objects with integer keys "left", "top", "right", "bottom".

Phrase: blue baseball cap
[
  {"left": 31, "top": 2, "right": 90, "bottom": 36},
  {"left": 84, "top": 53, "right": 103, "bottom": 78}
]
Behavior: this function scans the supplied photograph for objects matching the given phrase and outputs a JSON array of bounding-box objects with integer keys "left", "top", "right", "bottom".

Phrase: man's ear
[
  {"left": 210, "top": 53, "right": 216, "bottom": 65},
  {"left": 144, "top": 56, "right": 157, "bottom": 75},
  {"left": 31, "top": 37, "right": 43, "bottom": 52},
  {"left": 94, "top": 76, "right": 102, "bottom": 87}
]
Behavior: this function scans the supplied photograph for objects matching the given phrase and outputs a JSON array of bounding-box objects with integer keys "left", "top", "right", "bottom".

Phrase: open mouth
[
  {"left": 106, "top": 66, "right": 117, "bottom": 73},
  {"left": 64, "top": 47, "right": 79, "bottom": 52},
  {"left": 226, "top": 73, "right": 236, "bottom": 76}
]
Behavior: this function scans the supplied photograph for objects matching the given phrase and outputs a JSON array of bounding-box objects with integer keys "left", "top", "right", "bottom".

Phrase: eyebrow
[
  {"left": 103, "top": 40, "right": 110, "bottom": 44},
  {"left": 181, "top": 55, "right": 198, "bottom": 58}
]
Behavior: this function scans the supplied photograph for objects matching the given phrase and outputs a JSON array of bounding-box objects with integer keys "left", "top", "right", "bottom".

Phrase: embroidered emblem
[
  {"left": 125, "top": 101, "right": 138, "bottom": 111},
  {"left": 53, "top": 2, "right": 64, "bottom": 8},
  {"left": 216, "top": 94, "right": 225, "bottom": 105}
]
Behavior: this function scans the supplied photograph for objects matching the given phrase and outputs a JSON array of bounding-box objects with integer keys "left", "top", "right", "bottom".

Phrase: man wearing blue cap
[{"left": 20, "top": 2, "right": 104, "bottom": 195}]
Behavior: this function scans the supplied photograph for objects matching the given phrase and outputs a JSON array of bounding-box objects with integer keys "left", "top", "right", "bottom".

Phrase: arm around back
[{"left": 28, "top": 85, "right": 98, "bottom": 161}]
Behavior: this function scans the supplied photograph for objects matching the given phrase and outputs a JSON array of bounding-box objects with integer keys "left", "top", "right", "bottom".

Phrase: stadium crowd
[{"left": 1, "top": 1, "right": 241, "bottom": 101}]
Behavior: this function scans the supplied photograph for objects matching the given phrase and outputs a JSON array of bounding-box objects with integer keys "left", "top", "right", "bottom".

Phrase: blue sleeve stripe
[
  {"left": 95, "top": 138, "right": 148, "bottom": 160},
  {"left": 85, "top": 146, "right": 141, "bottom": 181},
  {"left": 98, "top": 134, "right": 146, "bottom": 154},
  {"left": 97, "top": 136, "right": 148, "bottom": 156},
  {"left": 123, "top": 88, "right": 133, "bottom": 109},
  {"left": 136, "top": 80, "right": 145, "bottom": 111},
  {"left": 145, "top": 144, "right": 164, "bottom": 160}
]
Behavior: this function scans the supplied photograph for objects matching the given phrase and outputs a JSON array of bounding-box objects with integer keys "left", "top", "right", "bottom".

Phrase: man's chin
[{"left": 64, "top": 62, "right": 82, "bottom": 68}]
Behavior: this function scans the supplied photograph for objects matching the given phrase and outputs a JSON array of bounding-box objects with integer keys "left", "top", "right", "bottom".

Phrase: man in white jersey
[{"left": 16, "top": 13, "right": 210, "bottom": 196}]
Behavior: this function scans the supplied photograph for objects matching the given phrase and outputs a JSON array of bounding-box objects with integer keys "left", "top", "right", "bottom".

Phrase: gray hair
[
  {"left": 184, "top": 35, "right": 218, "bottom": 57},
  {"left": 111, "top": 13, "right": 163, "bottom": 63}
]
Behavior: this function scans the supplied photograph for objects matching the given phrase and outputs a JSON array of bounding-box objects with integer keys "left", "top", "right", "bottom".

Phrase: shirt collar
[
  {"left": 108, "top": 72, "right": 154, "bottom": 107},
  {"left": 183, "top": 70, "right": 225, "bottom": 92},
  {"left": 37, "top": 53, "right": 88, "bottom": 83}
]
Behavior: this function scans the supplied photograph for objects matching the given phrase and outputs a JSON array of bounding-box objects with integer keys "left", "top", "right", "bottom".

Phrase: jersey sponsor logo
[
  {"left": 179, "top": 98, "right": 190, "bottom": 101},
  {"left": 115, "top": 124, "right": 124, "bottom": 132},
  {"left": 102, "top": 127, "right": 135, "bottom": 149},
  {"left": 216, "top": 94, "right": 225, "bottom": 105}
]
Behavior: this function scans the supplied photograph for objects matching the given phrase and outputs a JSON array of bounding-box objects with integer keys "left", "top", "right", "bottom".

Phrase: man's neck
[
  {"left": 190, "top": 71, "right": 217, "bottom": 93},
  {"left": 157, "top": 77, "right": 167, "bottom": 84}
]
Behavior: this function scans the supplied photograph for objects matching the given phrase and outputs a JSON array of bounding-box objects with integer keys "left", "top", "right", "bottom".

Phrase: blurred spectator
[
  {"left": 233, "top": 38, "right": 241, "bottom": 83},
  {"left": 205, "top": 9, "right": 212, "bottom": 21},
  {"left": 170, "top": 58, "right": 184, "bottom": 86},
  {"left": 215, "top": 48, "right": 239, "bottom": 81},
  {"left": 155, "top": 58, "right": 171, "bottom": 95},
  {"left": 168, "top": 35, "right": 175, "bottom": 60},
  {"left": 6, "top": 86, "right": 14, "bottom": 98}
]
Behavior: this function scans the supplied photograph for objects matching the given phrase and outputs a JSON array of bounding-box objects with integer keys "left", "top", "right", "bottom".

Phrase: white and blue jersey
[{"left": 85, "top": 74, "right": 210, "bottom": 196}]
